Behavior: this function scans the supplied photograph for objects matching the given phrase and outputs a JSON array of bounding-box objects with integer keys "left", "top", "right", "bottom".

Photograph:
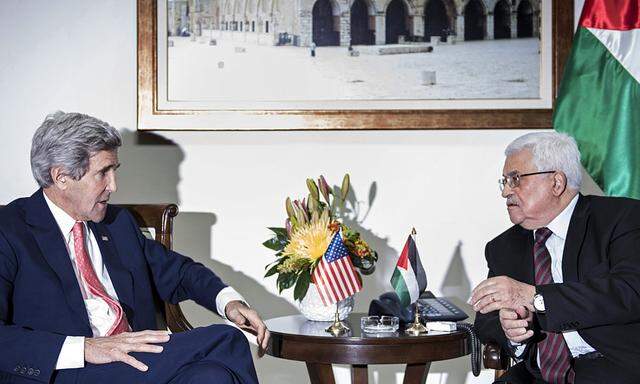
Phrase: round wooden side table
[{"left": 265, "top": 313, "right": 470, "bottom": 384}]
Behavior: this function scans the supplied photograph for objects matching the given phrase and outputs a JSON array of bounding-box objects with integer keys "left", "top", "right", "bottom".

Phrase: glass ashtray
[{"left": 360, "top": 316, "right": 399, "bottom": 334}]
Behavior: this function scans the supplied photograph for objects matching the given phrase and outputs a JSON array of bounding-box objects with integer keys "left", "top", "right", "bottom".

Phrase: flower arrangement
[{"left": 264, "top": 174, "right": 378, "bottom": 301}]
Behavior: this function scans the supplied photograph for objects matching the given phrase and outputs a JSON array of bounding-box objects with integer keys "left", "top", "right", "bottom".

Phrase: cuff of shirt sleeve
[
  {"left": 216, "top": 286, "right": 247, "bottom": 320},
  {"left": 55, "top": 336, "right": 85, "bottom": 370},
  {"left": 509, "top": 340, "right": 527, "bottom": 359}
]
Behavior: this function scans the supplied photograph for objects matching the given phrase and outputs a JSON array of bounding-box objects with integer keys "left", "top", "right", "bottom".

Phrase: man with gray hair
[
  {"left": 0, "top": 112, "right": 267, "bottom": 383},
  {"left": 470, "top": 132, "right": 640, "bottom": 383}
]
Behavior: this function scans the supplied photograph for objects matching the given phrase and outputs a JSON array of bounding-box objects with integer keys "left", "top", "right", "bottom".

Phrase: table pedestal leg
[
  {"left": 306, "top": 362, "right": 335, "bottom": 384},
  {"left": 351, "top": 364, "right": 368, "bottom": 384},
  {"left": 403, "top": 362, "right": 431, "bottom": 384}
]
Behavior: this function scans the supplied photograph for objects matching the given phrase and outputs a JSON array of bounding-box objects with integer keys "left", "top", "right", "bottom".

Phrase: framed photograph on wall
[{"left": 137, "top": 0, "right": 574, "bottom": 130}]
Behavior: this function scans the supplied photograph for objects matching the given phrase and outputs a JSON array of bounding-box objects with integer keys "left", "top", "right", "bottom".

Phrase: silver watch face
[{"left": 534, "top": 294, "right": 545, "bottom": 312}]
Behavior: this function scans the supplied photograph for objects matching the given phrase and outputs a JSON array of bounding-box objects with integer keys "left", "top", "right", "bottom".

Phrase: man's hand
[
  {"left": 225, "top": 300, "right": 270, "bottom": 355},
  {"left": 470, "top": 276, "right": 536, "bottom": 314},
  {"left": 500, "top": 306, "right": 534, "bottom": 343},
  {"left": 85, "top": 330, "right": 170, "bottom": 371}
]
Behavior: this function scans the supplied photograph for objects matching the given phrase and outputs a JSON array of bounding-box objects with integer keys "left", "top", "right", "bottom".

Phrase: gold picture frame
[{"left": 137, "top": 0, "right": 574, "bottom": 130}]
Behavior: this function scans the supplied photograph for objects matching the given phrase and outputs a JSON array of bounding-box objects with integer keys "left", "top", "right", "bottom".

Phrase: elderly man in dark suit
[
  {"left": 471, "top": 132, "right": 640, "bottom": 384},
  {"left": 0, "top": 112, "right": 269, "bottom": 384}
]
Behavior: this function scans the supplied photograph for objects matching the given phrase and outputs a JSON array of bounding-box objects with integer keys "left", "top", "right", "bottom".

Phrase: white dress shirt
[
  {"left": 513, "top": 194, "right": 596, "bottom": 359},
  {"left": 44, "top": 193, "right": 245, "bottom": 369}
]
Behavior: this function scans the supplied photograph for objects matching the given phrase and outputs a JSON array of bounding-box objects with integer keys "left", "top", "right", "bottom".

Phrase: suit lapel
[
  {"left": 562, "top": 194, "right": 590, "bottom": 282},
  {"left": 88, "top": 221, "right": 136, "bottom": 328},
  {"left": 512, "top": 226, "right": 535, "bottom": 284},
  {"left": 25, "top": 190, "right": 92, "bottom": 334}
]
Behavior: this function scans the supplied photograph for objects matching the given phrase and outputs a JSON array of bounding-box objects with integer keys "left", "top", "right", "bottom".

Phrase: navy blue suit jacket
[{"left": 0, "top": 190, "right": 227, "bottom": 383}]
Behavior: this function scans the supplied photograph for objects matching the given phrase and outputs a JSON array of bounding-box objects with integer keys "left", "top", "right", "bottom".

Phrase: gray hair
[
  {"left": 505, "top": 131, "right": 583, "bottom": 190},
  {"left": 31, "top": 111, "right": 122, "bottom": 188}
]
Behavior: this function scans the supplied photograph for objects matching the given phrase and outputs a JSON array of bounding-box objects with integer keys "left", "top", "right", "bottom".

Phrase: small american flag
[{"left": 312, "top": 232, "right": 362, "bottom": 306}]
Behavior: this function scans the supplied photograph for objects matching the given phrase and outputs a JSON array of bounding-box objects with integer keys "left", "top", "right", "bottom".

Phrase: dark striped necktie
[{"left": 534, "top": 227, "right": 574, "bottom": 384}]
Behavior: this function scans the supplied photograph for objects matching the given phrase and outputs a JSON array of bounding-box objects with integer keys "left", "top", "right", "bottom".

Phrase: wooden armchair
[
  {"left": 483, "top": 341, "right": 511, "bottom": 380},
  {"left": 119, "top": 204, "right": 194, "bottom": 333}
]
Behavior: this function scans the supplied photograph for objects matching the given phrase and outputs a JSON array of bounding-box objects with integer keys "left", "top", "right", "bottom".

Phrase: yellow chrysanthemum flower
[{"left": 282, "top": 214, "right": 333, "bottom": 263}]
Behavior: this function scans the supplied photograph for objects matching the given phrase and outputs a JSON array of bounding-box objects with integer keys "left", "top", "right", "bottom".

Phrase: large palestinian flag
[{"left": 553, "top": 0, "right": 640, "bottom": 199}]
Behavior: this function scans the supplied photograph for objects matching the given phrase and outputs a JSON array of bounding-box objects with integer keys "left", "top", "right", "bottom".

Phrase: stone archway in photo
[
  {"left": 385, "top": 0, "right": 409, "bottom": 44},
  {"left": 493, "top": 0, "right": 511, "bottom": 39},
  {"left": 464, "top": 0, "right": 485, "bottom": 41},
  {"left": 517, "top": 0, "right": 533, "bottom": 37},
  {"left": 350, "top": 0, "right": 374, "bottom": 45},
  {"left": 424, "top": 0, "right": 450, "bottom": 42},
  {"left": 312, "top": 0, "right": 339, "bottom": 46}
]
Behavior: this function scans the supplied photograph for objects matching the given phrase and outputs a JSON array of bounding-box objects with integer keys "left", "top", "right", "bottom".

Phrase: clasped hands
[
  {"left": 85, "top": 300, "right": 270, "bottom": 371},
  {"left": 470, "top": 276, "right": 537, "bottom": 343}
]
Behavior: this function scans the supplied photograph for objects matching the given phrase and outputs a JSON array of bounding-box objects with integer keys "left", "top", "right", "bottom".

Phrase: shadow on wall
[
  {"left": 172, "top": 211, "right": 305, "bottom": 384},
  {"left": 113, "top": 129, "right": 305, "bottom": 383},
  {"left": 440, "top": 241, "right": 472, "bottom": 304},
  {"left": 335, "top": 181, "right": 397, "bottom": 314},
  {"left": 432, "top": 241, "right": 477, "bottom": 384},
  {"left": 580, "top": 168, "right": 604, "bottom": 196},
  {"left": 335, "top": 181, "right": 405, "bottom": 383},
  {"left": 172, "top": 211, "right": 299, "bottom": 325},
  {"left": 338, "top": 184, "right": 480, "bottom": 383},
  {"left": 113, "top": 129, "right": 184, "bottom": 205},
  {"left": 114, "top": 133, "right": 485, "bottom": 384}
]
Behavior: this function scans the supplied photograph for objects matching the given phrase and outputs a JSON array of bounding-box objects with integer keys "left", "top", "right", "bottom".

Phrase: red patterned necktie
[
  {"left": 534, "top": 227, "right": 574, "bottom": 384},
  {"left": 72, "top": 222, "right": 130, "bottom": 336}
]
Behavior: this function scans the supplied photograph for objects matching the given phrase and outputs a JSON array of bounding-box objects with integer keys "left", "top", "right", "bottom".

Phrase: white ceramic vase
[{"left": 298, "top": 284, "right": 354, "bottom": 321}]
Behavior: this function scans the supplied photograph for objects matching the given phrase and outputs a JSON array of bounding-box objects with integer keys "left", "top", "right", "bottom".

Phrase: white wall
[{"left": 0, "top": 1, "right": 587, "bottom": 383}]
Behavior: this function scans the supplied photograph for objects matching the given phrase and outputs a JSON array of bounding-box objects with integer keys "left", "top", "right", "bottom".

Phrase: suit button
[
  {"left": 27, "top": 368, "right": 34, "bottom": 375},
  {"left": 34, "top": 369, "right": 40, "bottom": 376}
]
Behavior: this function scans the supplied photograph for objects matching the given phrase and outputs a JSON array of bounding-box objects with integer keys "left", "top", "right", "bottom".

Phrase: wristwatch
[{"left": 533, "top": 293, "right": 546, "bottom": 313}]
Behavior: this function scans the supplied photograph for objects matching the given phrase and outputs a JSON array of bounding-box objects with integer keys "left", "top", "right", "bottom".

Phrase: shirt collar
[
  {"left": 543, "top": 194, "right": 580, "bottom": 241},
  {"left": 43, "top": 191, "right": 84, "bottom": 241}
]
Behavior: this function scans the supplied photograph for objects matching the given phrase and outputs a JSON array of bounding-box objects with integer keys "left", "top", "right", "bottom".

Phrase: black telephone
[
  {"left": 417, "top": 292, "right": 469, "bottom": 322},
  {"left": 417, "top": 292, "right": 480, "bottom": 376}
]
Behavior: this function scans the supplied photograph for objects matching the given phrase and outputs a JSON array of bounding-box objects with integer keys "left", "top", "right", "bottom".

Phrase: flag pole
[
  {"left": 325, "top": 303, "right": 350, "bottom": 336},
  {"left": 405, "top": 227, "right": 427, "bottom": 336}
]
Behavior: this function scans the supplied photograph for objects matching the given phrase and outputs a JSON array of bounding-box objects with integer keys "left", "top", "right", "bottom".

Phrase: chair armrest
[
  {"left": 483, "top": 341, "right": 511, "bottom": 370},
  {"left": 165, "top": 302, "right": 194, "bottom": 333}
]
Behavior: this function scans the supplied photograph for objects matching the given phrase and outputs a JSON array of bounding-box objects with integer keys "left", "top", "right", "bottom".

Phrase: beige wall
[{"left": 0, "top": 0, "right": 586, "bottom": 383}]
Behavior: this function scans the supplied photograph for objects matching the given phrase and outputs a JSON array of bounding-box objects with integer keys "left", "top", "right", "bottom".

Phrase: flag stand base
[
  {"left": 326, "top": 307, "right": 350, "bottom": 336},
  {"left": 405, "top": 303, "right": 427, "bottom": 336}
]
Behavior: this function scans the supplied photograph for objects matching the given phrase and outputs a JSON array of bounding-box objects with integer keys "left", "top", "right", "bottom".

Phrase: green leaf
[
  {"left": 264, "top": 263, "right": 280, "bottom": 278},
  {"left": 262, "top": 237, "right": 285, "bottom": 251},
  {"left": 268, "top": 227, "right": 288, "bottom": 239},
  {"left": 277, "top": 272, "right": 297, "bottom": 293},
  {"left": 293, "top": 270, "right": 311, "bottom": 301}
]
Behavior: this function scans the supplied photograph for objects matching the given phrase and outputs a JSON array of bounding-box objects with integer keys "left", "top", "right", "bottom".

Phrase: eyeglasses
[{"left": 498, "top": 171, "right": 556, "bottom": 191}]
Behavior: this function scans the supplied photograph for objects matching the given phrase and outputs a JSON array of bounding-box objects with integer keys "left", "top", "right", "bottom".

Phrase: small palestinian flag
[{"left": 390, "top": 233, "right": 427, "bottom": 307}]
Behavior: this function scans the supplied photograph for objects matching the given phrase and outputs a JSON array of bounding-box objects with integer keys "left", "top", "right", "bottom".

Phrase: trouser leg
[
  {"left": 53, "top": 325, "right": 258, "bottom": 384},
  {"left": 168, "top": 361, "right": 236, "bottom": 384}
]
